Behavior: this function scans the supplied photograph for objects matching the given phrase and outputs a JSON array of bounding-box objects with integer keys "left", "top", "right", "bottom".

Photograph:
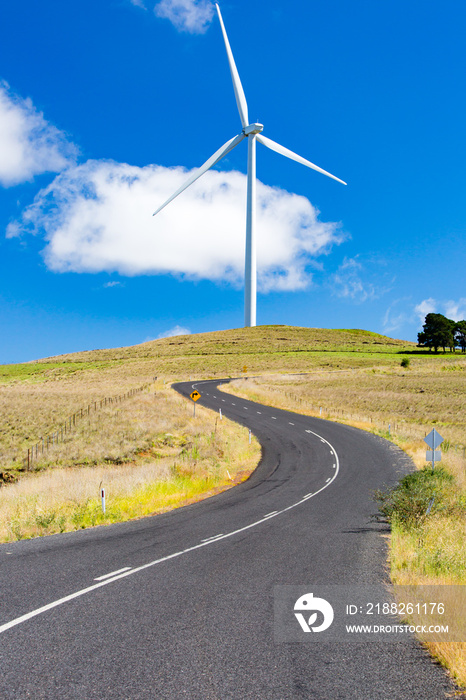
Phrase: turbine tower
[{"left": 153, "top": 3, "right": 346, "bottom": 328}]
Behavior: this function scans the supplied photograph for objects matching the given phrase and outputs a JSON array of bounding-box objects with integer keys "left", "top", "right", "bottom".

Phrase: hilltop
[
  {"left": 43, "top": 325, "right": 413, "bottom": 361},
  {"left": 14, "top": 326, "right": 415, "bottom": 379}
]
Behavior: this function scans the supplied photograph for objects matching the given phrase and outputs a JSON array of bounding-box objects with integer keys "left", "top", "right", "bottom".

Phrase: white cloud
[
  {"left": 103, "top": 281, "right": 124, "bottom": 288},
  {"left": 331, "top": 257, "right": 367, "bottom": 300},
  {"left": 157, "top": 325, "right": 191, "bottom": 339},
  {"left": 444, "top": 298, "right": 466, "bottom": 322},
  {"left": 0, "top": 81, "right": 77, "bottom": 187},
  {"left": 330, "top": 256, "right": 383, "bottom": 302},
  {"left": 381, "top": 297, "right": 466, "bottom": 339},
  {"left": 382, "top": 298, "right": 413, "bottom": 333},
  {"left": 9, "top": 159, "right": 345, "bottom": 293},
  {"left": 154, "top": 0, "right": 214, "bottom": 33},
  {"left": 415, "top": 297, "right": 466, "bottom": 324},
  {"left": 130, "top": 0, "right": 147, "bottom": 7},
  {"left": 414, "top": 298, "right": 437, "bottom": 324}
]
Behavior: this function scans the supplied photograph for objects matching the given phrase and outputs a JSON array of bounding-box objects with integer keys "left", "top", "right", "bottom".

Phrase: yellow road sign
[
  {"left": 242, "top": 366, "right": 248, "bottom": 373},
  {"left": 190, "top": 390, "right": 201, "bottom": 402}
]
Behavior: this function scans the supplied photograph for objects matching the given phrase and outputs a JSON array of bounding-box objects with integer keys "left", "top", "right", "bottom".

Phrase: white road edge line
[
  {"left": 94, "top": 567, "right": 131, "bottom": 581},
  {"left": 0, "top": 428, "right": 339, "bottom": 636}
]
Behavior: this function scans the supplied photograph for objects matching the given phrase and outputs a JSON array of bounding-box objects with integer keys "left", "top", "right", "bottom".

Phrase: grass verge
[{"left": 0, "top": 384, "right": 260, "bottom": 541}]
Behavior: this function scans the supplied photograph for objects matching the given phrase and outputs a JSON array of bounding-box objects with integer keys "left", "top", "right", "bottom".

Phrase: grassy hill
[
  {"left": 0, "top": 326, "right": 416, "bottom": 386},
  {"left": 0, "top": 324, "right": 418, "bottom": 475},
  {"left": 53, "top": 325, "right": 414, "bottom": 361}
]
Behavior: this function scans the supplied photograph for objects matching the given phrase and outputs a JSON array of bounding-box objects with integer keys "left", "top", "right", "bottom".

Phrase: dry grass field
[
  {"left": 0, "top": 382, "right": 260, "bottom": 540},
  {"left": 0, "top": 324, "right": 464, "bottom": 684},
  {"left": 222, "top": 357, "right": 466, "bottom": 470},
  {"left": 0, "top": 326, "right": 414, "bottom": 473}
]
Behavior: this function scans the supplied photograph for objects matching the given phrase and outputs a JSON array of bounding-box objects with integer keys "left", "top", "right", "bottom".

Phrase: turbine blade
[
  {"left": 153, "top": 133, "right": 245, "bottom": 216},
  {"left": 256, "top": 134, "right": 347, "bottom": 185},
  {"left": 215, "top": 4, "right": 249, "bottom": 129}
]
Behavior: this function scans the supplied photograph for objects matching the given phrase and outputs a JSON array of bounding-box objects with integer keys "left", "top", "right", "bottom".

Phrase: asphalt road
[{"left": 0, "top": 379, "right": 458, "bottom": 699}]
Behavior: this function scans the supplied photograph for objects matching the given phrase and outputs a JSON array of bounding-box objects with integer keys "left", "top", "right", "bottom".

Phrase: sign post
[
  {"left": 424, "top": 428, "right": 444, "bottom": 471},
  {"left": 190, "top": 390, "right": 201, "bottom": 417}
]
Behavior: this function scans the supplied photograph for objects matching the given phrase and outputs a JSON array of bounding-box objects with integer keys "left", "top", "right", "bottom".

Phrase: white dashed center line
[
  {"left": 201, "top": 534, "right": 224, "bottom": 542},
  {"left": 94, "top": 567, "right": 131, "bottom": 581},
  {"left": 0, "top": 391, "right": 340, "bottom": 638}
]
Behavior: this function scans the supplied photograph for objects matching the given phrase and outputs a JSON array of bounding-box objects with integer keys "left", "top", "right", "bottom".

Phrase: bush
[
  {"left": 374, "top": 467, "right": 453, "bottom": 529},
  {"left": 400, "top": 357, "right": 410, "bottom": 368}
]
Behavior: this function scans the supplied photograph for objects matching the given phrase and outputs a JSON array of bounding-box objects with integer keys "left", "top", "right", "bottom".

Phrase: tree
[
  {"left": 417, "top": 330, "right": 428, "bottom": 349},
  {"left": 455, "top": 320, "right": 466, "bottom": 353},
  {"left": 418, "top": 313, "right": 455, "bottom": 353}
]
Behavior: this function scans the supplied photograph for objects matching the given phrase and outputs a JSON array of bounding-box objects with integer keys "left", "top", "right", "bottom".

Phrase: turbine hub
[{"left": 243, "top": 123, "right": 264, "bottom": 135}]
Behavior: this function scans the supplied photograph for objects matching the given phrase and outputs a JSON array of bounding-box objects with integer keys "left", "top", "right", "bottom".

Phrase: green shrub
[
  {"left": 400, "top": 357, "right": 410, "bottom": 368},
  {"left": 374, "top": 467, "right": 453, "bottom": 528}
]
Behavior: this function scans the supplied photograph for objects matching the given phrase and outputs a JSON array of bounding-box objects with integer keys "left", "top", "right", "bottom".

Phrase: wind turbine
[{"left": 153, "top": 3, "right": 346, "bottom": 327}]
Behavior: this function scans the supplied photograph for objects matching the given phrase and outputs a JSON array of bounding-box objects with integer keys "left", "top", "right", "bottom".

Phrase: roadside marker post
[
  {"left": 219, "top": 408, "right": 222, "bottom": 420},
  {"left": 424, "top": 428, "right": 444, "bottom": 471},
  {"left": 101, "top": 487, "right": 106, "bottom": 514},
  {"left": 249, "top": 429, "right": 252, "bottom": 445}
]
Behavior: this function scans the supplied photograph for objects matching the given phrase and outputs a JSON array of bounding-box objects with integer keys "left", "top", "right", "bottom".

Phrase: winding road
[{"left": 0, "top": 379, "right": 457, "bottom": 699}]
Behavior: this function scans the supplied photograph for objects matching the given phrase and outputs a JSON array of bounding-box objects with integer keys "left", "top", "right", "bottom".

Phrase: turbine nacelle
[{"left": 243, "top": 123, "right": 264, "bottom": 136}]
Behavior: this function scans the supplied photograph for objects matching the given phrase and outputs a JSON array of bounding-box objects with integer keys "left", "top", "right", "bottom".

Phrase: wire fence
[
  {"left": 240, "top": 382, "right": 466, "bottom": 464},
  {"left": 24, "top": 381, "right": 155, "bottom": 471}
]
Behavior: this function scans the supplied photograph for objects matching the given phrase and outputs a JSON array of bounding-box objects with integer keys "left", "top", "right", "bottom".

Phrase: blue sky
[{"left": 1, "top": 0, "right": 465, "bottom": 363}]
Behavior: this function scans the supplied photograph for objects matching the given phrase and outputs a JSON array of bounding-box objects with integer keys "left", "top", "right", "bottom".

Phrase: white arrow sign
[{"left": 424, "top": 428, "right": 444, "bottom": 450}]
